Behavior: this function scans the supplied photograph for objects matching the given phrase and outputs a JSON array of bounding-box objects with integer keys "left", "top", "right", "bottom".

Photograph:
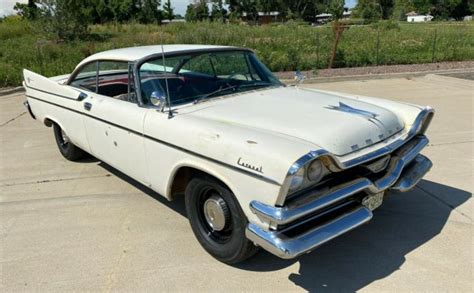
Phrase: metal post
[
  {"left": 431, "top": 29, "right": 437, "bottom": 63},
  {"left": 316, "top": 30, "right": 320, "bottom": 69},
  {"left": 376, "top": 29, "right": 380, "bottom": 66},
  {"left": 36, "top": 40, "right": 45, "bottom": 75}
]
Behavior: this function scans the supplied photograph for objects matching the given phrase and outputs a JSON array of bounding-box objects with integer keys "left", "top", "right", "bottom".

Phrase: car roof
[{"left": 76, "top": 45, "right": 247, "bottom": 69}]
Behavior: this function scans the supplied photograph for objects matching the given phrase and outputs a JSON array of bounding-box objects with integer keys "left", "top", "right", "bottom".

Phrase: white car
[{"left": 23, "top": 45, "right": 434, "bottom": 264}]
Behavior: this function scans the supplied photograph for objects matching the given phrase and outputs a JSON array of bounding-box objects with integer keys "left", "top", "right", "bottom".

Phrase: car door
[{"left": 78, "top": 61, "right": 149, "bottom": 185}]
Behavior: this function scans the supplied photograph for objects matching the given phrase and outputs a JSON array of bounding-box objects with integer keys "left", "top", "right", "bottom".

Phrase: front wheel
[
  {"left": 53, "top": 123, "right": 85, "bottom": 161},
  {"left": 185, "top": 176, "right": 258, "bottom": 264}
]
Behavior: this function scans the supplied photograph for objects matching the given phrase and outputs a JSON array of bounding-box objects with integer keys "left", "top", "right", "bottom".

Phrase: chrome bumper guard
[{"left": 246, "top": 135, "right": 432, "bottom": 259}]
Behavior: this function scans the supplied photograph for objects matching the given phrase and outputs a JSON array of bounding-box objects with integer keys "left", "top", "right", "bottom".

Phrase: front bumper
[{"left": 246, "top": 136, "right": 432, "bottom": 259}]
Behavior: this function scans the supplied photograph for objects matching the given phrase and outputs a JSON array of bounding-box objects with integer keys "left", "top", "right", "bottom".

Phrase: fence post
[
  {"left": 376, "top": 29, "right": 380, "bottom": 66},
  {"left": 431, "top": 29, "right": 438, "bottom": 63},
  {"left": 36, "top": 40, "right": 45, "bottom": 76},
  {"left": 316, "top": 30, "right": 320, "bottom": 69}
]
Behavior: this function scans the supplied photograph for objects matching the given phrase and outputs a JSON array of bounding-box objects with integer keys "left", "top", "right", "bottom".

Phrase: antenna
[{"left": 161, "top": 33, "right": 173, "bottom": 118}]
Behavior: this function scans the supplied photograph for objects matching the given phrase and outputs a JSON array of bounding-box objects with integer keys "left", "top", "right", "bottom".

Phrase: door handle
[{"left": 84, "top": 102, "right": 92, "bottom": 111}]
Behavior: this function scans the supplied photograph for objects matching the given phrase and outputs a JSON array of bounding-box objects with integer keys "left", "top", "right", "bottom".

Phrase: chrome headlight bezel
[
  {"left": 307, "top": 159, "right": 327, "bottom": 182},
  {"left": 277, "top": 156, "right": 332, "bottom": 206},
  {"left": 287, "top": 167, "right": 305, "bottom": 193}
]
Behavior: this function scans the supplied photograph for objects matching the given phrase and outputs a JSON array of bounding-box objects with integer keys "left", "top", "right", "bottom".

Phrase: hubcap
[{"left": 203, "top": 195, "right": 229, "bottom": 231}]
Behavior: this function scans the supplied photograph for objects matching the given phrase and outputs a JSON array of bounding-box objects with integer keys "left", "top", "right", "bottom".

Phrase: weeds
[{"left": 0, "top": 20, "right": 473, "bottom": 87}]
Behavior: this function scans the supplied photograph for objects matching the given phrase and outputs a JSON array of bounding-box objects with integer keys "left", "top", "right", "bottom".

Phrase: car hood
[{"left": 184, "top": 86, "right": 405, "bottom": 156}]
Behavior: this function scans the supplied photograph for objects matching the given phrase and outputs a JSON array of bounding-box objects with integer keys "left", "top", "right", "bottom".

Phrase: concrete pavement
[{"left": 1, "top": 74, "right": 472, "bottom": 292}]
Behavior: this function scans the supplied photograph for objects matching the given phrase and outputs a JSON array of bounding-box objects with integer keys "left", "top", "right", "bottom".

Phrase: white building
[{"left": 407, "top": 14, "right": 434, "bottom": 22}]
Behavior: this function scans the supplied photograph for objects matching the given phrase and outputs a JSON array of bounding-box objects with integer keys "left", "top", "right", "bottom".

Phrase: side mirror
[{"left": 150, "top": 91, "right": 167, "bottom": 110}]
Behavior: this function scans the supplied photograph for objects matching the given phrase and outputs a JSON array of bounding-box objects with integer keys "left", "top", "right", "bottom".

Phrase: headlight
[
  {"left": 307, "top": 160, "right": 326, "bottom": 182},
  {"left": 288, "top": 168, "right": 305, "bottom": 193}
]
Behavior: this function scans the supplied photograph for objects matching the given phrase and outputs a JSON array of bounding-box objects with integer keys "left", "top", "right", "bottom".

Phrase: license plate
[{"left": 362, "top": 192, "right": 384, "bottom": 211}]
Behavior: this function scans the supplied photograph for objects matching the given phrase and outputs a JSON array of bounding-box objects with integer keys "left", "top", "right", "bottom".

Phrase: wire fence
[
  {"left": 305, "top": 24, "right": 473, "bottom": 70},
  {"left": 1, "top": 21, "right": 473, "bottom": 87}
]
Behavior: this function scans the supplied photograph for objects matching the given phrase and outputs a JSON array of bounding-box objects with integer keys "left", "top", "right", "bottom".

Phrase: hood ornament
[{"left": 326, "top": 102, "right": 380, "bottom": 121}]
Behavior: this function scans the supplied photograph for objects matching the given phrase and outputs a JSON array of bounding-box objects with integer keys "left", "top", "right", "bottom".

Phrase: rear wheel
[
  {"left": 53, "top": 123, "right": 86, "bottom": 161},
  {"left": 185, "top": 175, "right": 258, "bottom": 264}
]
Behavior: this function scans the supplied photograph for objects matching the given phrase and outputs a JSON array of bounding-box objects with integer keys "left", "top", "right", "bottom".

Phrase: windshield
[{"left": 138, "top": 50, "right": 283, "bottom": 106}]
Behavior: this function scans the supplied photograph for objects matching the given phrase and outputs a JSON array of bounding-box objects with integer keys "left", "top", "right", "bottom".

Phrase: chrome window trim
[{"left": 275, "top": 106, "right": 435, "bottom": 206}]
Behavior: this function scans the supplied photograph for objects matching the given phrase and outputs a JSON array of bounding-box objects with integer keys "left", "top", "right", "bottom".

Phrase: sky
[{"left": 1, "top": 0, "right": 358, "bottom": 17}]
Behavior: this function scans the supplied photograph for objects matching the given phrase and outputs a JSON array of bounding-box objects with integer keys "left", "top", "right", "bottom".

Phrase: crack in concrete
[
  {"left": 416, "top": 185, "right": 472, "bottom": 221},
  {"left": 428, "top": 140, "right": 474, "bottom": 147},
  {"left": 0, "top": 111, "right": 27, "bottom": 127},
  {"left": 0, "top": 174, "right": 112, "bottom": 187}
]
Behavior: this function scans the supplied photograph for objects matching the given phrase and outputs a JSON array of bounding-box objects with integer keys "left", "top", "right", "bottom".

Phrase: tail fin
[{"left": 23, "top": 69, "right": 84, "bottom": 101}]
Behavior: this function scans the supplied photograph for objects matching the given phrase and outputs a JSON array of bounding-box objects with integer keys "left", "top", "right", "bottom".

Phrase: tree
[
  {"left": 93, "top": 0, "right": 114, "bottom": 23},
  {"left": 163, "top": 0, "right": 175, "bottom": 21},
  {"left": 411, "top": 0, "right": 431, "bottom": 14},
  {"left": 194, "top": 0, "right": 210, "bottom": 21},
  {"left": 109, "top": 0, "right": 139, "bottom": 22},
  {"left": 355, "top": 0, "right": 383, "bottom": 21},
  {"left": 228, "top": 0, "right": 260, "bottom": 22},
  {"left": 329, "top": 0, "right": 345, "bottom": 18},
  {"left": 379, "top": 0, "right": 395, "bottom": 18},
  {"left": 137, "top": 0, "right": 162, "bottom": 24},
  {"left": 211, "top": 0, "right": 227, "bottom": 22},
  {"left": 243, "top": 0, "right": 259, "bottom": 22},
  {"left": 36, "top": 0, "right": 95, "bottom": 40},
  {"left": 281, "top": 0, "right": 314, "bottom": 20},
  {"left": 185, "top": 3, "right": 198, "bottom": 21},
  {"left": 14, "top": 0, "right": 39, "bottom": 20},
  {"left": 431, "top": 0, "right": 466, "bottom": 19},
  {"left": 391, "top": 0, "right": 415, "bottom": 20}
]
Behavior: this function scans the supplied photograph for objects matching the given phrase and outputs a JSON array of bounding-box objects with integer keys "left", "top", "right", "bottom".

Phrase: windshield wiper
[
  {"left": 193, "top": 82, "right": 275, "bottom": 105},
  {"left": 193, "top": 84, "right": 238, "bottom": 104}
]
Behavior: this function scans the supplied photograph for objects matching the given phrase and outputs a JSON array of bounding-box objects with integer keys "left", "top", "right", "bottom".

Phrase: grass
[{"left": 1, "top": 19, "right": 473, "bottom": 87}]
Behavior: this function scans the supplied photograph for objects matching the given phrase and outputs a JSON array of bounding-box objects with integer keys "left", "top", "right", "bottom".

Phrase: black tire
[
  {"left": 185, "top": 175, "right": 259, "bottom": 264},
  {"left": 53, "top": 123, "right": 86, "bottom": 161}
]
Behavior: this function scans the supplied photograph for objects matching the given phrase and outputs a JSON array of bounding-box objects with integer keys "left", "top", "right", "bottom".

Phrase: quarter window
[{"left": 70, "top": 62, "right": 97, "bottom": 92}]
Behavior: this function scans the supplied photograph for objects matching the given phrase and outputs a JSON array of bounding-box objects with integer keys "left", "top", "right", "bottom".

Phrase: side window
[
  {"left": 70, "top": 62, "right": 97, "bottom": 92},
  {"left": 211, "top": 52, "right": 261, "bottom": 81},
  {"left": 97, "top": 61, "right": 135, "bottom": 102}
]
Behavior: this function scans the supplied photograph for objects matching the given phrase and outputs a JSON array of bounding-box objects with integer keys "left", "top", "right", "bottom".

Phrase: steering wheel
[{"left": 223, "top": 73, "right": 249, "bottom": 82}]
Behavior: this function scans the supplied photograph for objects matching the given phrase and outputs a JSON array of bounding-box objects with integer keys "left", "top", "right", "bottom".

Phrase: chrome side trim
[
  {"left": 275, "top": 107, "right": 435, "bottom": 205},
  {"left": 251, "top": 137, "right": 430, "bottom": 225},
  {"left": 26, "top": 95, "right": 281, "bottom": 186},
  {"left": 246, "top": 206, "right": 373, "bottom": 259}
]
